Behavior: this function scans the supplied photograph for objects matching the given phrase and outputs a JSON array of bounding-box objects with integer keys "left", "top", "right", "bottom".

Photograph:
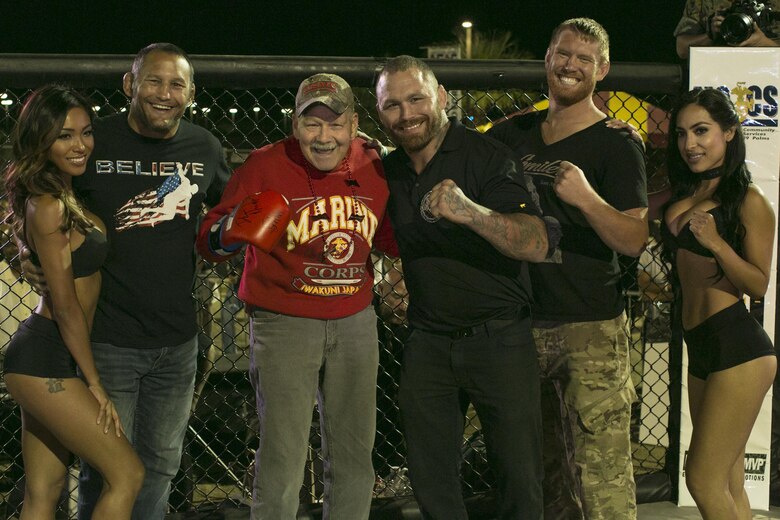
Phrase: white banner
[{"left": 681, "top": 47, "right": 780, "bottom": 510}]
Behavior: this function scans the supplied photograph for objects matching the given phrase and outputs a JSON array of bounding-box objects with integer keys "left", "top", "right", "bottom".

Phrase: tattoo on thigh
[{"left": 46, "top": 378, "right": 65, "bottom": 393}]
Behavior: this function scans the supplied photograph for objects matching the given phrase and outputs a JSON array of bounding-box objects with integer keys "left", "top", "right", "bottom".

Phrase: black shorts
[
  {"left": 3, "top": 313, "right": 78, "bottom": 378},
  {"left": 684, "top": 301, "right": 776, "bottom": 380}
]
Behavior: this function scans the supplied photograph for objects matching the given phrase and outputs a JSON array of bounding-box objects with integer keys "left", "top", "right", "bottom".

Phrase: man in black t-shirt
[
  {"left": 489, "top": 18, "right": 647, "bottom": 520},
  {"left": 71, "top": 43, "right": 230, "bottom": 520},
  {"left": 376, "top": 55, "right": 554, "bottom": 520}
]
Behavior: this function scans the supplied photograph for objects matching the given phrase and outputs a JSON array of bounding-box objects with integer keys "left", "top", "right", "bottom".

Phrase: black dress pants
[{"left": 398, "top": 316, "right": 543, "bottom": 520}]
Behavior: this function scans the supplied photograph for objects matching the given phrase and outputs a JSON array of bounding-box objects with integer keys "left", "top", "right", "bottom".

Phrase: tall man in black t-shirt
[
  {"left": 70, "top": 43, "right": 230, "bottom": 520},
  {"left": 488, "top": 18, "right": 648, "bottom": 520},
  {"left": 375, "top": 55, "right": 554, "bottom": 520}
]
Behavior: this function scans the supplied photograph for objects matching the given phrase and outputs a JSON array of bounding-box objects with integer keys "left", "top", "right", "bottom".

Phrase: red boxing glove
[{"left": 211, "top": 191, "right": 290, "bottom": 254}]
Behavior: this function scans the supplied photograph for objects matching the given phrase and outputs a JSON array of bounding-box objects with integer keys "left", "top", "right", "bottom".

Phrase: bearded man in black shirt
[
  {"left": 489, "top": 18, "right": 648, "bottom": 520},
  {"left": 376, "top": 54, "right": 554, "bottom": 520}
]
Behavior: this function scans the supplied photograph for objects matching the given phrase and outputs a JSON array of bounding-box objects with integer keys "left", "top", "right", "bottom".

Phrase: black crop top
[
  {"left": 664, "top": 206, "right": 726, "bottom": 258},
  {"left": 30, "top": 227, "right": 109, "bottom": 279}
]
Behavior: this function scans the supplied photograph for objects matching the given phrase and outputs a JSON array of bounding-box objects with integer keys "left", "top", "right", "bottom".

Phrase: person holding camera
[{"left": 675, "top": 0, "right": 780, "bottom": 59}]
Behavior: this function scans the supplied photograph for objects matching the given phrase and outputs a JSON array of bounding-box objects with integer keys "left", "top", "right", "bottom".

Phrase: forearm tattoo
[
  {"left": 474, "top": 212, "right": 546, "bottom": 260},
  {"left": 443, "top": 191, "right": 471, "bottom": 220}
]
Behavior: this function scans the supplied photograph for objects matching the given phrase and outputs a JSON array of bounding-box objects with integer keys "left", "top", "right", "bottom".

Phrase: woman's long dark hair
[
  {"left": 3, "top": 85, "right": 96, "bottom": 239},
  {"left": 661, "top": 88, "right": 750, "bottom": 278}
]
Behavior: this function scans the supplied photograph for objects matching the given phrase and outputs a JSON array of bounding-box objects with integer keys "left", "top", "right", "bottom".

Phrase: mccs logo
[{"left": 713, "top": 82, "right": 778, "bottom": 127}]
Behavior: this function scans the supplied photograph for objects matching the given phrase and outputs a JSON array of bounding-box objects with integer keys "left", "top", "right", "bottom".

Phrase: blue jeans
[
  {"left": 77, "top": 336, "right": 197, "bottom": 520},
  {"left": 248, "top": 306, "right": 378, "bottom": 520},
  {"left": 399, "top": 315, "right": 543, "bottom": 520}
]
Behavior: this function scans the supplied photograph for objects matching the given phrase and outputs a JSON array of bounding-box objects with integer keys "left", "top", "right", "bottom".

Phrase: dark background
[{"left": 2, "top": 0, "right": 684, "bottom": 63}]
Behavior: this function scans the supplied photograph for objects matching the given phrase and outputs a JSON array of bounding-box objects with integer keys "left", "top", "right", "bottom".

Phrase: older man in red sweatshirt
[{"left": 197, "top": 73, "right": 393, "bottom": 520}]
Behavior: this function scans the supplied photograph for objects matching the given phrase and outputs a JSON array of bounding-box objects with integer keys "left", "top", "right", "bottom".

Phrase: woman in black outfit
[
  {"left": 3, "top": 85, "right": 143, "bottom": 519},
  {"left": 663, "top": 88, "right": 776, "bottom": 519}
]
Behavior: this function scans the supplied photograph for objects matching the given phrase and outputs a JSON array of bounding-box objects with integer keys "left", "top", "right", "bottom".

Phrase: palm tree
[{"left": 454, "top": 29, "right": 541, "bottom": 129}]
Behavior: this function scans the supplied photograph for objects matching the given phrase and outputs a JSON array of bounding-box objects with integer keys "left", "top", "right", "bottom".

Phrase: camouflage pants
[{"left": 533, "top": 314, "right": 637, "bottom": 520}]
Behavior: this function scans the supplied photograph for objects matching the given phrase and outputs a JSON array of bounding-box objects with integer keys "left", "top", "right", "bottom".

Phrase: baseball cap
[{"left": 295, "top": 73, "right": 354, "bottom": 117}]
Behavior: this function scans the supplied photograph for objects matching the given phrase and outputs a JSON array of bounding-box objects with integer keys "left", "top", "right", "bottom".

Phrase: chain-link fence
[{"left": 0, "top": 55, "right": 682, "bottom": 518}]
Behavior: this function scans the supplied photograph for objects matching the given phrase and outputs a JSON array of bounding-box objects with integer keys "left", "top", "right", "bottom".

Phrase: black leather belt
[{"left": 421, "top": 306, "right": 531, "bottom": 340}]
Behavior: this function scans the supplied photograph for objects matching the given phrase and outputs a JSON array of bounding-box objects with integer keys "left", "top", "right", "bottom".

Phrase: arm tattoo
[
  {"left": 473, "top": 212, "right": 546, "bottom": 261},
  {"left": 444, "top": 192, "right": 471, "bottom": 219},
  {"left": 46, "top": 378, "right": 65, "bottom": 393}
]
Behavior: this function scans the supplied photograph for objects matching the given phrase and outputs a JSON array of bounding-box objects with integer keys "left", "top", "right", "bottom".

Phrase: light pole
[
  {"left": 281, "top": 107, "right": 293, "bottom": 134},
  {"left": 462, "top": 20, "right": 473, "bottom": 59}
]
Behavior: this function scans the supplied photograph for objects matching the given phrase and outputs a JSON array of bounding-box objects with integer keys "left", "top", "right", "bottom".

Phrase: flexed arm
[
  {"left": 425, "top": 179, "right": 549, "bottom": 262},
  {"left": 554, "top": 161, "right": 648, "bottom": 257},
  {"left": 689, "top": 185, "right": 775, "bottom": 298}
]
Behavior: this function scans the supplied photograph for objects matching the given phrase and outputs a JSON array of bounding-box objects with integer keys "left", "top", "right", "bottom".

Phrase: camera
[{"left": 716, "top": 0, "right": 779, "bottom": 45}]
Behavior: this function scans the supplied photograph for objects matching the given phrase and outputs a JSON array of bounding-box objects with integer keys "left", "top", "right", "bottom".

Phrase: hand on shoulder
[
  {"left": 357, "top": 130, "right": 393, "bottom": 158},
  {"left": 605, "top": 118, "right": 645, "bottom": 151}
]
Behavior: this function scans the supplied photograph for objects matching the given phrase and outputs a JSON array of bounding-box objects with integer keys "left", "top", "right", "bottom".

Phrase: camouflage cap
[{"left": 295, "top": 73, "right": 354, "bottom": 117}]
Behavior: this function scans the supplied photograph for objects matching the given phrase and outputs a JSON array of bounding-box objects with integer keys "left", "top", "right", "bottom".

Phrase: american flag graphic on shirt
[{"left": 115, "top": 168, "right": 197, "bottom": 231}]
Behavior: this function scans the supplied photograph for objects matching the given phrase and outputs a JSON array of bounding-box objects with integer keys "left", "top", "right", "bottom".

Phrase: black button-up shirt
[{"left": 383, "top": 118, "right": 541, "bottom": 331}]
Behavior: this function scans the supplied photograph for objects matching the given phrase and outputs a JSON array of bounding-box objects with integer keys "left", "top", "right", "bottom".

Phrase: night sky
[{"left": 3, "top": 0, "right": 684, "bottom": 64}]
